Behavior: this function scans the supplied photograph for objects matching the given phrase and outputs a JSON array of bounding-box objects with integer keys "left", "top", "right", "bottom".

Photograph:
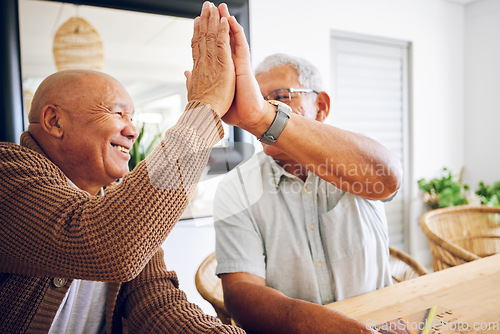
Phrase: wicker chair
[
  {"left": 195, "top": 247, "right": 426, "bottom": 324},
  {"left": 420, "top": 205, "right": 500, "bottom": 271},
  {"left": 195, "top": 252, "right": 233, "bottom": 325},
  {"left": 388, "top": 246, "right": 428, "bottom": 283}
]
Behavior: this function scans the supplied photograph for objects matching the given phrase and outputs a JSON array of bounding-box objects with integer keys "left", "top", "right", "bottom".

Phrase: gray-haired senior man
[{"left": 214, "top": 53, "right": 402, "bottom": 334}]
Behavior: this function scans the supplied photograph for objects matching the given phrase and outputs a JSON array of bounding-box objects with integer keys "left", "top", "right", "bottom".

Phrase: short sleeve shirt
[{"left": 214, "top": 152, "right": 392, "bottom": 304}]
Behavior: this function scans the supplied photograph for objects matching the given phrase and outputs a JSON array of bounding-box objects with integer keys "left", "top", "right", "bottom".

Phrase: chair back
[
  {"left": 194, "top": 252, "right": 233, "bottom": 325},
  {"left": 420, "top": 205, "right": 500, "bottom": 271},
  {"left": 389, "top": 246, "right": 428, "bottom": 283}
]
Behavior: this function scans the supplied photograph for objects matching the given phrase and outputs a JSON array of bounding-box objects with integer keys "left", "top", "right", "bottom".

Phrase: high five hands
[{"left": 185, "top": 2, "right": 271, "bottom": 138}]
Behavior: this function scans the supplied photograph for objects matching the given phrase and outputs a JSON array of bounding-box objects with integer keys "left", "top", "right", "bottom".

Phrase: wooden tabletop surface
[{"left": 326, "top": 253, "right": 500, "bottom": 333}]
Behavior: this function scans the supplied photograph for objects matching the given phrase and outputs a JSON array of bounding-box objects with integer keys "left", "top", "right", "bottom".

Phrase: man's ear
[
  {"left": 40, "top": 105, "right": 64, "bottom": 138},
  {"left": 315, "top": 92, "right": 330, "bottom": 123}
]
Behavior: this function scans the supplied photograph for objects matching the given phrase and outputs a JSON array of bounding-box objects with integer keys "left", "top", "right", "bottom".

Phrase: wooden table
[{"left": 326, "top": 253, "right": 500, "bottom": 333}]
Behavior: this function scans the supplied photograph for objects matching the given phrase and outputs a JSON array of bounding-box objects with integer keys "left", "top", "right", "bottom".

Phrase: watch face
[
  {"left": 268, "top": 99, "right": 284, "bottom": 107},
  {"left": 267, "top": 99, "right": 291, "bottom": 116}
]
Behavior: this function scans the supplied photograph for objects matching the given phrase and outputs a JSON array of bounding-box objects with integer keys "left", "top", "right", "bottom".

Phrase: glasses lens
[{"left": 267, "top": 89, "right": 291, "bottom": 103}]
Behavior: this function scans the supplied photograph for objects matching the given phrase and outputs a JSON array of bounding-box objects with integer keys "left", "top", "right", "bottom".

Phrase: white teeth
[{"left": 112, "top": 144, "right": 129, "bottom": 154}]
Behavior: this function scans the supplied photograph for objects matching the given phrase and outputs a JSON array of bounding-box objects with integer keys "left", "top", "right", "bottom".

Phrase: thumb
[
  {"left": 184, "top": 70, "right": 194, "bottom": 100},
  {"left": 184, "top": 70, "right": 192, "bottom": 91}
]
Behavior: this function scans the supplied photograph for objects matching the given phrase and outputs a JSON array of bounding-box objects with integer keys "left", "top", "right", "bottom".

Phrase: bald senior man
[
  {"left": 0, "top": 2, "right": 389, "bottom": 333},
  {"left": 0, "top": 3, "right": 249, "bottom": 333}
]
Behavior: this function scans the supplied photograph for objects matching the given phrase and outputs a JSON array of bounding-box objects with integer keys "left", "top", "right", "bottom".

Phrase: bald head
[
  {"left": 29, "top": 70, "right": 126, "bottom": 124},
  {"left": 26, "top": 70, "right": 138, "bottom": 195}
]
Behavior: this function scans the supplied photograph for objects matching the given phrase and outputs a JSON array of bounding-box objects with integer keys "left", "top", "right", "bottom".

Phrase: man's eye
[
  {"left": 274, "top": 95, "right": 289, "bottom": 101},
  {"left": 115, "top": 112, "right": 123, "bottom": 116}
]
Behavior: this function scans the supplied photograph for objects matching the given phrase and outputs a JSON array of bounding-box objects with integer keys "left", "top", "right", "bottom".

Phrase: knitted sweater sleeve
[
  {"left": 116, "top": 248, "right": 245, "bottom": 334},
  {"left": 0, "top": 101, "right": 223, "bottom": 282}
]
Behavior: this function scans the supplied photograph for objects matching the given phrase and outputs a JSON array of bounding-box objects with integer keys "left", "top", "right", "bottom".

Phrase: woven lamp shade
[
  {"left": 23, "top": 89, "right": 34, "bottom": 115},
  {"left": 53, "top": 17, "right": 104, "bottom": 71}
]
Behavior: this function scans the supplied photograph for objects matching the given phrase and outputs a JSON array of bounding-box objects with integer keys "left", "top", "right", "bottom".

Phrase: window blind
[{"left": 330, "top": 33, "right": 410, "bottom": 250}]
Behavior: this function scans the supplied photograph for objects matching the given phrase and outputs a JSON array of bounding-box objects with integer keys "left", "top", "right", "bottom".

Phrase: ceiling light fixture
[{"left": 52, "top": 13, "right": 104, "bottom": 71}]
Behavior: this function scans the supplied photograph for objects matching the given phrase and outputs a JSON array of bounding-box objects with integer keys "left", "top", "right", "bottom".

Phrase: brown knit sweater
[{"left": 0, "top": 102, "right": 245, "bottom": 333}]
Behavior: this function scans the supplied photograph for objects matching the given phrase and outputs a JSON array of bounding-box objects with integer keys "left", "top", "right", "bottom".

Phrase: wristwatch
[{"left": 259, "top": 100, "right": 292, "bottom": 145}]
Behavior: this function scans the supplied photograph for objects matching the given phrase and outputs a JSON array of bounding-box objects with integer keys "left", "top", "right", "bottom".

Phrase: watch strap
[{"left": 259, "top": 101, "right": 291, "bottom": 145}]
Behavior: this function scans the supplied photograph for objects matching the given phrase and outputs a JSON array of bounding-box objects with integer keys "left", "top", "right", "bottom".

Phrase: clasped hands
[{"left": 185, "top": 1, "right": 273, "bottom": 138}]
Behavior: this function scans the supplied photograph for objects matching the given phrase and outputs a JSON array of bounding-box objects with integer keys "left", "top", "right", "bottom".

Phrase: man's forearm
[
  {"left": 271, "top": 115, "right": 402, "bottom": 200},
  {"left": 224, "top": 281, "right": 374, "bottom": 334}
]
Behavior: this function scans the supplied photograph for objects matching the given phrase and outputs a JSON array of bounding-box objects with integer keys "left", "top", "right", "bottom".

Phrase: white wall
[
  {"left": 249, "top": 0, "right": 466, "bottom": 264},
  {"left": 162, "top": 218, "right": 218, "bottom": 317},
  {"left": 464, "top": 0, "right": 500, "bottom": 187}
]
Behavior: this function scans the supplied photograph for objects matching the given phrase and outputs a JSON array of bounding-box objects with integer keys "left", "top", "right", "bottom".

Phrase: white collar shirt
[{"left": 214, "top": 152, "right": 392, "bottom": 304}]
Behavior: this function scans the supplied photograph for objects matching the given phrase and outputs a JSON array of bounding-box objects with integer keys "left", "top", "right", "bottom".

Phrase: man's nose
[{"left": 123, "top": 120, "right": 139, "bottom": 140}]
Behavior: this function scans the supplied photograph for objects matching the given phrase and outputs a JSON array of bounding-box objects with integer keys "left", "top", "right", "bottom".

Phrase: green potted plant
[
  {"left": 128, "top": 123, "right": 162, "bottom": 171},
  {"left": 476, "top": 181, "right": 500, "bottom": 206},
  {"left": 417, "top": 167, "right": 469, "bottom": 209}
]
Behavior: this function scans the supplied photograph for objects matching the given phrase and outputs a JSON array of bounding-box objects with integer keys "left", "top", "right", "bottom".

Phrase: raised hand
[
  {"left": 217, "top": 4, "right": 271, "bottom": 135},
  {"left": 185, "top": 2, "right": 235, "bottom": 117}
]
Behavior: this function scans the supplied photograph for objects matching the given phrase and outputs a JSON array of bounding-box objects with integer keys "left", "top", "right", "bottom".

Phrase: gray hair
[{"left": 254, "top": 53, "right": 324, "bottom": 92}]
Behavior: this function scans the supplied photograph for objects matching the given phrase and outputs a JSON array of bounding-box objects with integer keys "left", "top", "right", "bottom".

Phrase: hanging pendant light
[{"left": 52, "top": 16, "right": 104, "bottom": 71}]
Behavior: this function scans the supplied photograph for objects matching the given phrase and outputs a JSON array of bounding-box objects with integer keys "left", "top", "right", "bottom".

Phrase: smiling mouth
[{"left": 111, "top": 143, "right": 130, "bottom": 154}]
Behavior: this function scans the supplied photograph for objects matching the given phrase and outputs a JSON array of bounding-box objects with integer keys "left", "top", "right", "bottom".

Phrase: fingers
[
  {"left": 227, "top": 16, "right": 247, "bottom": 52},
  {"left": 218, "top": 16, "right": 230, "bottom": 38},
  {"left": 217, "top": 16, "right": 231, "bottom": 58},
  {"left": 227, "top": 15, "right": 252, "bottom": 75},
  {"left": 190, "top": 17, "right": 201, "bottom": 64},
  {"left": 207, "top": 5, "right": 220, "bottom": 54},
  {"left": 217, "top": 3, "right": 234, "bottom": 55},
  {"left": 198, "top": 2, "right": 213, "bottom": 59},
  {"left": 218, "top": 3, "right": 231, "bottom": 19},
  {"left": 186, "top": 1, "right": 236, "bottom": 117}
]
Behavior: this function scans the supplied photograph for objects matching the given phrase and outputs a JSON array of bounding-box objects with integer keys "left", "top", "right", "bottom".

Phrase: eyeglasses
[{"left": 263, "top": 88, "right": 318, "bottom": 103}]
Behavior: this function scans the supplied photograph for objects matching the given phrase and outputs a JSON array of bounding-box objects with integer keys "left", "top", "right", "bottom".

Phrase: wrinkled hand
[
  {"left": 217, "top": 4, "right": 270, "bottom": 133},
  {"left": 185, "top": 2, "right": 235, "bottom": 118}
]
